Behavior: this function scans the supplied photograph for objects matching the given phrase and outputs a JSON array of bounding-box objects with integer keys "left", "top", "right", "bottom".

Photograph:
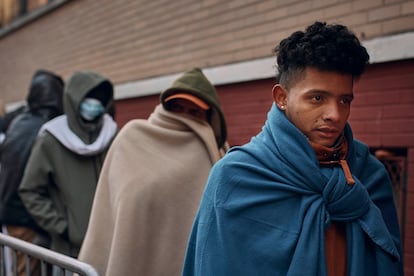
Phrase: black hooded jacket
[{"left": 0, "top": 70, "right": 64, "bottom": 230}]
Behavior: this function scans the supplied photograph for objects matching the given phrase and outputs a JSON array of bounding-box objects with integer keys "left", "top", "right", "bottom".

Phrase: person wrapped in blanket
[
  {"left": 78, "top": 68, "right": 229, "bottom": 276},
  {"left": 182, "top": 21, "right": 403, "bottom": 276}
]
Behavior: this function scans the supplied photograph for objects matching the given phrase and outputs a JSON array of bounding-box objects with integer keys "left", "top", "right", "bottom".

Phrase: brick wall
[
  {"left": 1, "top": 0, "right": 414, "bottom": 104},
  {"left": 339, "top": 59, "right": 414, "bottom": 275},
  {"left": 407, "top": 148, "right": 414, "bottom": 275},
  {"left": 351, "top": 60, "right": 414, "bottom": 146}
]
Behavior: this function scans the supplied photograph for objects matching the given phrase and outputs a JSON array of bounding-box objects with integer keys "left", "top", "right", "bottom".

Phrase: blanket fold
[{"left": 183, "top": 103, "right": 402, "bottom": 276}]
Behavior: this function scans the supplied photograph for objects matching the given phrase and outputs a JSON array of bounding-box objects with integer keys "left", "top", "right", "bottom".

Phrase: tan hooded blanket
[{"left": 78, "top": 104, "right": 223, "bottom": 275}]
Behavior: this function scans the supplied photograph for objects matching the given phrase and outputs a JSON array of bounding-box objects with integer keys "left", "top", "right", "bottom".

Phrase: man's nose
[{"left": 322, "top": 103, "right": 341, "bottom": 122}]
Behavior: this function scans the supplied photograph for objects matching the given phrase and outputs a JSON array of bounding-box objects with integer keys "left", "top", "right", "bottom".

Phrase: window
[
  {"left": 1, "top": 0, "right": 47, "bottom": 27},
  {"left": 0, "top": 0, "right": 68, "bottom": 37}
]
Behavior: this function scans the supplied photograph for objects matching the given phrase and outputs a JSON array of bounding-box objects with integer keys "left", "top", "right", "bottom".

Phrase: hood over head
[
  {"left": 160, "top": 68, "right": 227, "bottom": 148},
  {"left": 64, "top": 71, "right": 114, "bottom": 143},
  {"left": 27, "top": 69, "right": 64, "bottom": 116}
]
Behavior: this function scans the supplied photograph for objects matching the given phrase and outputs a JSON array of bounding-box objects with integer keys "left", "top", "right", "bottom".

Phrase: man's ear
[{"left": 272, "top": 84, "right": 287, "bottom": 111}]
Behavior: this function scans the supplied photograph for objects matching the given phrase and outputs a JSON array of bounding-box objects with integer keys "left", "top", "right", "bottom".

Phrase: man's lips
[{"left": 316, "top": 127, "right": 340, "bottom": 138}]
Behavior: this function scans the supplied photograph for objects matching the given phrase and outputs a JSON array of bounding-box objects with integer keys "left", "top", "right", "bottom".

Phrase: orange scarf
[
  {"left": 310, "top": 137, "right": 352, "bottom": 276},
  {"left": 309, "top": 138, "right": 355, "bottom": 185}
]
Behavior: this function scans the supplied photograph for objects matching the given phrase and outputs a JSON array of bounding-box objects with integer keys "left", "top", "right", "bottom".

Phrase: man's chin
[{"left": 309, "top": 137, "right": 338, "bottom": 148}]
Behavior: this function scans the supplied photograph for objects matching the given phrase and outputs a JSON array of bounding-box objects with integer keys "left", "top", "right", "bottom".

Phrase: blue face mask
[{"left": 80, "top": 98, "right": 105, "bottom": 121}]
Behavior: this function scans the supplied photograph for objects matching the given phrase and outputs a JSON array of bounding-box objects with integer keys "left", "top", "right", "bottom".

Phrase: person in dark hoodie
[
  {"left": 19, "top": 70, "right": 117, "bottom": 258},
  {"left": 0, "top": 69, "right": 64, "bottom": 276},
  {"left": 78, "top": 68, "right": 228, "bottom": 276}
]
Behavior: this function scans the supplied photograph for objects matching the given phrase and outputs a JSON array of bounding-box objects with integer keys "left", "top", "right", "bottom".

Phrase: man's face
[
  {"left": 168, "top": 98, "right": 208, "bottom": 121},
  {"left": 273, "top": 67, "right": 354, "bottom": 147}
]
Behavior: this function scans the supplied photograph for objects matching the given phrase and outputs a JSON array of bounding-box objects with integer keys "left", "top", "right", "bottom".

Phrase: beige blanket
[{"left": 78, "top": 104, "right": 223, "bottom": 275}]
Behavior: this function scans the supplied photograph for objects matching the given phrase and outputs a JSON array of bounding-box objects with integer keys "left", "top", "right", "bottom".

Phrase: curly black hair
[{"left": 274, "top": 21, "right": 370, "bottom": 88}]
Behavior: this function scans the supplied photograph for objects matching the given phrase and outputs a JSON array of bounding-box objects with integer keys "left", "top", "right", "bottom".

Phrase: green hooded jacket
[
  {"left": 19, "top": 71, "right": 117, "bottom": 257},
  {"left": 160, "top": 68, "right": 227, "bottom": 148}
]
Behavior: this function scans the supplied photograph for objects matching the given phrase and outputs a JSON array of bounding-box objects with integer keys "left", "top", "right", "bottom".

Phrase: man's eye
[
  {"left": 313, "top": 95, "right": 322, "bottom": 101},
  {"left": 190, "top": 109, "right": 202, "bottom": 117},
  {"left": 170, "top": 105, "right": 184, "bottom": 113},
  {"left": 340, "top": 97, "right": 353, "bottom": 105}
]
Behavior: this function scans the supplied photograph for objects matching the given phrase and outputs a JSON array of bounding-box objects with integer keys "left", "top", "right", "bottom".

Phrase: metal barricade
[{"left": 0, "top": 232, "right": 99, "bottom": 276}]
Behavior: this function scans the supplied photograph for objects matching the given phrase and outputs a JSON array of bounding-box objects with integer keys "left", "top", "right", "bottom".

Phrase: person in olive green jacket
[{"left": 19, "top": 71, "right": 118, "bottom": 258}]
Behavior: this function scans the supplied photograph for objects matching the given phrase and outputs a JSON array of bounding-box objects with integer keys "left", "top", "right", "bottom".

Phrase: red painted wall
[
  {"left": 114, "top": 78, "right": 275, "bottom": 147},
  {"left": 407, "top": 148, "right": 414, "bottom": 275},
  {"left": 351, "top": 59, "right": 414, "bottom": 275},
  {"left": 114, "top": 95, "right": 159, "bottom": 126},
  {"left": 351, "top": 60, "right": 414, "bottom": 146}
]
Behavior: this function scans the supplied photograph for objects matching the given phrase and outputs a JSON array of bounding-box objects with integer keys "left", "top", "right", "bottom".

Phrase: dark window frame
[
  {"left": 0, "top": 0, "right": 70, "bottom": 38},
  {"left": 371, "top": 147, "right": 407, "bottom": 248}
]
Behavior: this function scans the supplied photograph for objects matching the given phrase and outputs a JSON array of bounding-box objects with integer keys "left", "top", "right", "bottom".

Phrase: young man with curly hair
[{"left": 182, "top": 22, "right": 403, "bottom": 275}]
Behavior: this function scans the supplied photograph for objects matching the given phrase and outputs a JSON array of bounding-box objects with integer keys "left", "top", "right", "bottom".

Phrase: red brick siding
[
  {"left": 351, "top": 60, "right": 414, "bottom": 147},
  {"left": 407, "top": 148, "right": 414, "bottom": 275},
  {"left": 351, "top": 60, "right": 414, "bottom": 275},
  {"left": 216, "top": 79, "right": 275, "bottom": 146},
  {"left": 115, "top": 78, "right": 275, "bottom": 147},
  {"left": 115, "top": 95, "right": 159, "bottom": 127}
]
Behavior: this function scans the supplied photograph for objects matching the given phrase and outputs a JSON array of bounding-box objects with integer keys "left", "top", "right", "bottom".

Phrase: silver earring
[{"left": 280, "top": 105, "right": 285, "bottom": 110}]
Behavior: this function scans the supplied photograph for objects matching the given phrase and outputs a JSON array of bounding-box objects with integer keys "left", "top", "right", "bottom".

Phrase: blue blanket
[{"left": 183, "top": 104, "right": 402, "bottom": 276}]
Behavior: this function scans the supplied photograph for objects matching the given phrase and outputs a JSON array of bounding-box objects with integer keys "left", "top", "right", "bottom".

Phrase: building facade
[{"left": 0, "top": 0, "right": 413, "bottom": 274}]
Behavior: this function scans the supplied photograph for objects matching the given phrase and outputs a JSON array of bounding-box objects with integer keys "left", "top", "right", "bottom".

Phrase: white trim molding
[
  {"left": 114, "top": 31, "right": 414, "bottom": 100},
  {"left": 114, "top": 57, "right": 276, "bottom": 100},
  {"left": 363, "top": 31, "right": 414, "bottom": 63}
]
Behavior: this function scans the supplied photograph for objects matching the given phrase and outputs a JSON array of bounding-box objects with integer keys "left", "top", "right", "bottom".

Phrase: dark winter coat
[
  {"left": 0, "top": 70, "right": 64, "bottom": 231},
  {"left": 19, "top": 71, "right": 117, "bottom": 257}
]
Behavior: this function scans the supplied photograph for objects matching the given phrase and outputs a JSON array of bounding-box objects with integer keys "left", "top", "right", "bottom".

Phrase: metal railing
[{"left": 0, "top": 232, "right": 99, "bottom": 276}]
